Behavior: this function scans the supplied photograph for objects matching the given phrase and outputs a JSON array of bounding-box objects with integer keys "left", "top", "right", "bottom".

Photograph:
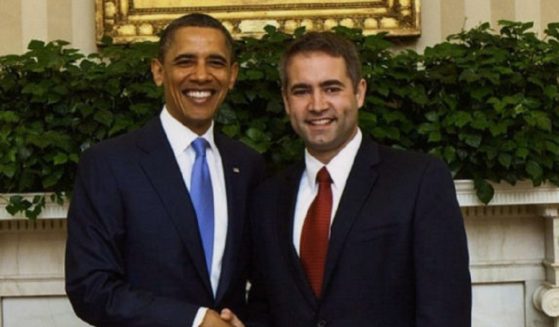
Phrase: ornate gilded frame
[{"left": 95, "top": 0, "right": 420, "bottom": 43}]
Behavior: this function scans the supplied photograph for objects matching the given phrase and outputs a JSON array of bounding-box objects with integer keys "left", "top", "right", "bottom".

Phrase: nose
[
  {"left": 191, "top": 61, "right": 210, "bottom": 82},
  {"left": 309, "top": 90, "right": 327, "bottom": 112}
]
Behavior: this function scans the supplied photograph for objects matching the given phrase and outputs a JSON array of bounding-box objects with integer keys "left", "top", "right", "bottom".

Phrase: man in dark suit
[
  {"left": 65, "top": 13, "right": 264, "bottom": 327},
  {"left": 248, "top": 32, "right": 471, "bottom": 326}
]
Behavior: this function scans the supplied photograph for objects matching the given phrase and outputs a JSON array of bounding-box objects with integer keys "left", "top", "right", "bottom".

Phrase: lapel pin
[{"left": 233, "top": 167, "right": 240, "bottom": 173}]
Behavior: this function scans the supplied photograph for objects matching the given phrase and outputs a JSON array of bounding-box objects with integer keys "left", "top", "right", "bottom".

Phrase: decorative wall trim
[
  {"left": 0, "top": 219, "right": 66, "bottom": 232},
  {"left": 2, "top": 180, "right": 557, "bottom": 221},
  {"left": 455, "top": 180, "right": 559, "bottom": 207},
  {"left": 0, "top": 276, "right": 65, "bottom": 297},
  {"left": 470, "top": 260, "right": 545, "bottom": 283},
  {"left": 534, "top": 283, "right": 559, "bottom": 317},
  {"left": 461, "top": 205, "right": 537, "bottom": 219},
  {"left": 95, "top": 0, "right": 421, "bottom": 43},
  {"left": 0, "top": 193, "right": 68, "bottom": 221}
]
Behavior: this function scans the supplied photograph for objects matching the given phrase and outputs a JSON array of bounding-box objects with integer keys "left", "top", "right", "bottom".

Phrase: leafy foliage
[{"left": 1, "top": 21, "right": 559, "bottom": 217}]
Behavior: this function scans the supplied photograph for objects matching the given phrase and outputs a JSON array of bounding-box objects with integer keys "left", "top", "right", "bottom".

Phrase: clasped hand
[{"left": 200, "top": 308, "right": 244, "bottom": 327}]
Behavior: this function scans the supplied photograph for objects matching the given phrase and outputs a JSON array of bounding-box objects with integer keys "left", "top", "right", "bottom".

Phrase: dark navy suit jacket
[
  {"left": 65, "top": 117, "right": 265, "bottom": 326},
  {"left": 248, "top": 136, "right": 471, "bottom": 327}
]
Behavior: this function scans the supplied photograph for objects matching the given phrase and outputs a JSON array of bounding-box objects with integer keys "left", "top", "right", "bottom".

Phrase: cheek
[
  {"left": 170, "top": 69, "right": 188, "bottom": 84},
  {"left": 288, "top": 108, "right": 306, "bottom": 125},
  {"left": 338, "top": 100, "right": 359, "bottom": 119}
]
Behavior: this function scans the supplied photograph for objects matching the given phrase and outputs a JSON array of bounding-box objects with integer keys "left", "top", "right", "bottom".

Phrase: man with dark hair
[
  {"left": 248, "top": 31, "right": 471, "bottom": 326},
  {"left": 157, "top": 13, "right": 235, "bottom": 63},
  {"left": 66, "top": 13, "right": 264, "bottom": 327}
]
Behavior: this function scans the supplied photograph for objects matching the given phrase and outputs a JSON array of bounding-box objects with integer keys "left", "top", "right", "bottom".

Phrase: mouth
[
  {"left": 306, "top": 118, "right": 335, "bottom": 126},
  {"left": 182, "top": 89, "right": 215, "bottom": 104}
]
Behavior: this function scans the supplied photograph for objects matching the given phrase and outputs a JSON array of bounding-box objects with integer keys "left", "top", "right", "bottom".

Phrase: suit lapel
[
  {"left": 322, "top": 136, "right": 380, "bottom": 296},
  {"left": 136, "top": 118, "right": 213, "bottom": 296},
  {"left": 214, "top": 134, "right": 242, "bottom": 303},
  {"left": 277, "top": 162, "right": 319, "bottom": 309}
]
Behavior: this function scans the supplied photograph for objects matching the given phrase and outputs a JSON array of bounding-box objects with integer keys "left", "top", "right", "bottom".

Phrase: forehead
[
  {"left": 286, "top": 51, "right": 349, "bottom": 85},
  {"left": 166, "top": 26, "right": 231, "bottom": 58}
]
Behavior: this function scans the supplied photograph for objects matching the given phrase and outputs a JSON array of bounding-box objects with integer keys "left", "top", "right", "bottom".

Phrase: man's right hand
[
  {"left": 220, "top": 308, "right": 245, "bottom": 327},
  {"left": 200, "top": 309, "right": 234, "bottom": 327}
]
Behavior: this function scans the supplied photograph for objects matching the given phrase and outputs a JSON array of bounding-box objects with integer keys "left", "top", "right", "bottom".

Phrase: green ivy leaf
[
  {"left": 546, "top": 141, "right": 559, "bottom": 155},
  {"left": 94, "top": 109, "right": 114, "bottom": 127},
  {"left": 526, "top": 161, "right": 543, "bottom": 180},
  {"left": 515, "top": 147, "right": 529, "bottom": 159},
  {"left": 53, "top": 153, "right": 68, "bottom": 165},
  {"left": 498, "top": 153, "right": 512, "bottom": 168},
  {"left": 0, "top": 111, "right": 19, "bottom": 122},
  {"left": 463, "top": 134, "right": 482, "bottom": 148},
  {"left": 474, "top": 178, "right": 495, "bottom": 204}
]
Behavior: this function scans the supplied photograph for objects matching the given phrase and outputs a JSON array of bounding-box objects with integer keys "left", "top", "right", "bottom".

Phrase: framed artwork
[{"left": 96, "top": 0, "right": 420, "bottom": 43}]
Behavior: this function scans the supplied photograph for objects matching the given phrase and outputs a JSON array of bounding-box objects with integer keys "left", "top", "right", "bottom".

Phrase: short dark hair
[
  {"left": 158, "top": 13, "right": 235, "bottom": 62},
  {"left": 279, "top": 31, "right": 362, "bottom": 91}
]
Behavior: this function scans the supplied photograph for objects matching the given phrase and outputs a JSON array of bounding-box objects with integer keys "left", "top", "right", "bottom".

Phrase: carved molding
[
  {"left": 95, "top": 0, "right": 421, "bottom": 43},
  {"left": 470, "top": 260, "right": 545, "bottom": 284},
  {"left": 0, "top": 219, "right": 66, "bottom": 233},
  {"left": 0, "top": 276, "right": 65, "bottom": 297},
  {"left": 0, "top": 193, "right": 68, "bottom": 221},
  {"left": 2, "top": 180, "right": 558, "bottom": 221},
  {"left": 461, "top": 205, "right": 537, "bottom": 219},
  {"left": 534, "top": 283, "right": 559, "bottom": 317},
  {"left": 455, "top": 180, "right": 559, "bottom": 207}
]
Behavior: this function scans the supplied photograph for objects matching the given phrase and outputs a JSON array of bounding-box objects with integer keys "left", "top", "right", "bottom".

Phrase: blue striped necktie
[{"left": 190, "top": 137, "right": 214, "bottom": 276}]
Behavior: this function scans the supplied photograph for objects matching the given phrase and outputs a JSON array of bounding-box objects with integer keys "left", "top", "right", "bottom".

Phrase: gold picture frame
[{"left": 95, "top": 0, "right": 420, "bottom": 44}]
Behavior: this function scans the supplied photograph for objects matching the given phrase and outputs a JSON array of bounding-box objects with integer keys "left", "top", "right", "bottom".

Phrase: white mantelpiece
[
  {"left": 0, "top": 194, "right": 80, "bottom": 327},
  {"left": 1, "top": 182, "right": 558, "bottom": 327},
  {"left": 0, "top": 193, "right": 69, "bottom": 220},
  {"left": 455, "top": 180, "right": 559, "bottom": 207},
  {"left": 455, "top": 180, "right": 559, "bottom": 327}
]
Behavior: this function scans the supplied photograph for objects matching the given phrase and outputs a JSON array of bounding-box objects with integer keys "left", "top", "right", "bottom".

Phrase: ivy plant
[{"left": 1, "top": 21, "right": 559, "bottom": 218}]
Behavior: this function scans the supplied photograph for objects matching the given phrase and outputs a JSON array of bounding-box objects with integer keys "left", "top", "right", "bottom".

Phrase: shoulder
[
  {"left": 378, "top": 144, "right": 455, "bottom": 190},
  {"left": 215, "top": 133, "right": 265, "bottom": 165},
  {"left": 78, "top": 118, "right": 162, "bottom": 168},
  {"left": 378, "top": 144, "right": 444, "bottom": 169},
  {"left": 360, "top": 138, "right": 453, "bottom": 188}
]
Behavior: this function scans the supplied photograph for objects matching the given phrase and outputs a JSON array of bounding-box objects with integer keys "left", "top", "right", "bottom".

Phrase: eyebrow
[
  {"left": 289, "top": 79, "right": 344, "bottom": 92},
  {"left": 319, "top": 80, "right": 344, "bottom": 88},
  {"left": 172, "top": 53, "right": 229, "bottom": 64}
]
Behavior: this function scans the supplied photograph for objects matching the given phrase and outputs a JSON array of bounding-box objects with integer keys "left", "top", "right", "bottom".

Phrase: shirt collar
[
  {"left": 160, "top": 106, "right": 217, "bottom": 154},
  {"left": 303, "top": 128, "right": 363, "bottom": 190}
]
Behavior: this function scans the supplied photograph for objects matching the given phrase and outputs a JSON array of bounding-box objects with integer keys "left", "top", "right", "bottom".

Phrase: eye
[
  {"left": 207, "top": 55, "right": 227, "bottom": 68},
  {"left": 208, "top": 59, "right": 226, "bottom": 67},
  {"left": 324, "top": 86, "right": 342, "bottom": 94},
  {"left": 175, "top": 58, "right": 194, "bottom": 67},
  {"left": 291, "top": 88, "right": 310, "bottom": 96}
]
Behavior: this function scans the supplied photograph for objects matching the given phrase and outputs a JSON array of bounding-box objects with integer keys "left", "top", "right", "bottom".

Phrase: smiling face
[
  {"left": 283, "top": 51, "right": 366, "bottom": 164},
  {"left": 151, "top": 26, "right": 238, "bottom": 135}
]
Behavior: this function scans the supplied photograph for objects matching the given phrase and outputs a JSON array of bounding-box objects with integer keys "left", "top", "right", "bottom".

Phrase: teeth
[
  {"left": 186, "top": 90, "right": 212, "bottom": 98},
  {"left": 310, "top": 118, "right": 332, "bottom": 125}
]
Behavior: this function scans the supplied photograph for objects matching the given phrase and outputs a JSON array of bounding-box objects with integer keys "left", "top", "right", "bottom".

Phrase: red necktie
[{"left": 300, "top": 167, "right": 333, "bottom": 298}]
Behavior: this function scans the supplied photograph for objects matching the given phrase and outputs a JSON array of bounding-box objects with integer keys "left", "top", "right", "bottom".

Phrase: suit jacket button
[{"left": 317, "top": 320, "right": 327, "bottom": 327}]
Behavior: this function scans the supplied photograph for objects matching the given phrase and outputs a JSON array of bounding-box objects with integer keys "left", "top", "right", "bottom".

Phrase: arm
[
  {"left": 65, "top": 149, "right": 199, "bottom": 327},
  {"left": 413, "top": 158, "right": 472, "bottom": 327},
  {"left": 245, "top": 184, "right": 273, "bottom": 327}
]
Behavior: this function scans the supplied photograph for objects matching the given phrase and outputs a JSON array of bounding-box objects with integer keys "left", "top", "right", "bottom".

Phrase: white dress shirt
[
  {"left": 160, "top": 107, "right": 228, "bottom": 326},
  {"left": 292, "top": 129, "right": 363, "bottom": 255}
]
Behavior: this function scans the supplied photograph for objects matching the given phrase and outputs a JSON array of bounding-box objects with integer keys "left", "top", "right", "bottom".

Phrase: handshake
[{"left": 200, "top": 308, "right": 244, "bottom": 327}]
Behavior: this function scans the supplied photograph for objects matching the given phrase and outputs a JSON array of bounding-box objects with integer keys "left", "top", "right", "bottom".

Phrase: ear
[
  {"left": 150, "top": 58, "right": 164, "bottom": 87},
  {"left": 228, "top": 62, "right": 239, "bottom": 90},
  {"left": 355, "top": 78, "right": 367, "bottom": 109}
]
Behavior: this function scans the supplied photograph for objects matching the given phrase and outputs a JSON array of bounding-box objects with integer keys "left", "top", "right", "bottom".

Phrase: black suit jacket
[
  {"left": 65, "top": 117, "right": 265, "bottom": 326},
  {"left": 249, "top": 136, "right": 471, "bottom": 327}
]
